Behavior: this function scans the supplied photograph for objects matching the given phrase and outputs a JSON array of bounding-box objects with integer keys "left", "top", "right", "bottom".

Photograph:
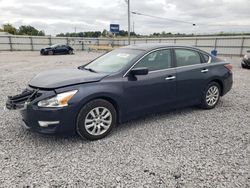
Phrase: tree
[
  {"left": 102, "top": 29, "right": 108, "bottom": 37},
  {"left": 118, "top": 30, "right": 128, "bottom": 36},
  {"left": 3, "top": 24, "right": 17, "bottom": 34},
  {"left": 79, "top": 32, "right": 84, "bottom": 37},
  {"left": 92, "top": 31, "right": 101, "bottom": 38},
  {"left": 56, "top": 33, "right": 65, "bottom": 37},
  {"left": 18, "top": 25, "right": 45, "bottom": 36},
  {"left": 37, "top": 30, "right": 45, "bottom": 36}
]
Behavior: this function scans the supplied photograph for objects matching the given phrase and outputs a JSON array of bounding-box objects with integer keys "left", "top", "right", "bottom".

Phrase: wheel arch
[
  {"left": 78, "top": 94, "right": 122, "bottom": 124},
  {"left": 209, "top": 79, "right": 224, "bottom": 96}
]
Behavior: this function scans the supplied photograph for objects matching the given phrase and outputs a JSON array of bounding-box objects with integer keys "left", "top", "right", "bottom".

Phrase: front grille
[{"left": 6, "top": 89, "right": 40, "bottom": 110}]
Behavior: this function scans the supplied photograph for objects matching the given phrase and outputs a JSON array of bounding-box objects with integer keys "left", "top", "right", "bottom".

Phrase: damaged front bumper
[
  {"left": 6, "top": 87, "right": 77, "bottom": 135},
  {"left": 6, "top": 89, "right": 39, "bottom": 110}
]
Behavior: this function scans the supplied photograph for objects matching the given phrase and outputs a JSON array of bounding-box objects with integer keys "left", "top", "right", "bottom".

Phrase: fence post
[
  {"left": 9, "top": 36, "right": 13, "bottom": 51},
  {"left": 214, "top": 38, "right": 217, "bottom": 49},
  {"left": 82, "top": 37, "right": 84, "bottom": 51},
  {"left": 66, "top": 37, "right": 69, "bottom": 45},
  {"left": 159, "top": 39, "right": 161, "bottom": 43},
  {"left": 49, "top": 36, "right": 52, "bottom": 46},
  {"left": 30, "top": 37, "right": 34, "bottom": 51},
  {"left": 240, "top": 37, "right": 245, "bottom": 56},
  {"left": 195, "top": 38, "right": 197, "bottom": 47}
]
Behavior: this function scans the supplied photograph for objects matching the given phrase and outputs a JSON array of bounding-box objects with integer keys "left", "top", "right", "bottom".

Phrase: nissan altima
[{"left": 6, "top": 44, "right": 233, "bottom": 140}]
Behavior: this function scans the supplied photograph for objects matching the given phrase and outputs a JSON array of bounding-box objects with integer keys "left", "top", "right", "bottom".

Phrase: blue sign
[{"left": 110, "top": 24, "right": 119, "bottom": 34}]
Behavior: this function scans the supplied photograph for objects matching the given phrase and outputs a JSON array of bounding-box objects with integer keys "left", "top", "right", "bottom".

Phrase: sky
[{"left": 0, "top": 0, "right": 250, "bottom": 36}]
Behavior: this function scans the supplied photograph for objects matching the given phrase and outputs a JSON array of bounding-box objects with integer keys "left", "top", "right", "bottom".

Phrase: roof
[{"left": 121, "top": 43, "right": 199, "bottom": 51}]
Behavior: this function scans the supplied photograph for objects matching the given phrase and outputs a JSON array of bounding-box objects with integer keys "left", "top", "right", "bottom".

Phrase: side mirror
[{"left": 130, "top": 67, "right": 148, "bottom": 76}]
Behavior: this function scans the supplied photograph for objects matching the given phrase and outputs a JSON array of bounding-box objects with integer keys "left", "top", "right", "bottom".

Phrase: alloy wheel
[
  {"left": 84, "top": 107, "right": 112, "bottom": 136},
  {"left": 206, "top": 85, "right": 219, "bottom": 106}
]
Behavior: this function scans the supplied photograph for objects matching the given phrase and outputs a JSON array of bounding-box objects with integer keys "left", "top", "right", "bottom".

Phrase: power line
[
  {"left": 131, "top": 11, "right": 196, "bottom": 26},
  {"left": 131, "top": 11, "right": 250, "bottom": 28}
]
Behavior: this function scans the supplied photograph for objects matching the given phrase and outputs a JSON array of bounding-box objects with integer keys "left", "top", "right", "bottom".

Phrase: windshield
[
  {"left": 50, "top": 44, "right": 62, "bottom": 48},
  {"left": 84, "top": 48, "right": 143, "bottom": 73}
]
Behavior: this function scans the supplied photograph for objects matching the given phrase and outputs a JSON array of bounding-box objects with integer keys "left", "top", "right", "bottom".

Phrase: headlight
[{"left": 38, "top": 90, "right": 78, "bottom": 108}]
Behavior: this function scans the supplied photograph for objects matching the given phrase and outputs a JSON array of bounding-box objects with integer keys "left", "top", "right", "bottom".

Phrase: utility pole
[{"left": 127, "top": 0, "right": 131, "bottom": 45}]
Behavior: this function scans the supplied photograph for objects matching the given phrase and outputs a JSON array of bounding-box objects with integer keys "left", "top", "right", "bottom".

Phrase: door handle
[
  {"left": 165, "top": 76, "right": 176, "bottom": 80},
  {"left": 201, "top": 69, "right": 209, "bottom": 73}
]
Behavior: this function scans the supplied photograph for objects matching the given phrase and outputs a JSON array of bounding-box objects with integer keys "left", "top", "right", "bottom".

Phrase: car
[
  {"left": 241, "top": 50, "right": 250, "bottom": 68},
  {"left": 6, "top": 44, "right": 233, "bottom": 140},
  {"left": 40, "top": 44, "right": 74, "bottom": 55}
]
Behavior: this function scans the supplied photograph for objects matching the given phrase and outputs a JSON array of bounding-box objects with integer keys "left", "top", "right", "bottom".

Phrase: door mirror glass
[{"left": 130, "top": 67, "right": 148, "bottom": 76}]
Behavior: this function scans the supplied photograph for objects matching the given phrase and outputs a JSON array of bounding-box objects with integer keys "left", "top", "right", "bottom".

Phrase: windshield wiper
[{"left": 81, "top": 67, "right": 97, "bottom": 73}]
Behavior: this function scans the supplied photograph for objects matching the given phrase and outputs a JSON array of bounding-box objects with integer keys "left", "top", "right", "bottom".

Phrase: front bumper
[
  {"left": 242, "top": 60, "right": 250, "bottom": 67},
  {"left": 20, "top": 104, "right": 78, "bottom": 135},
  {"left": 6, "top": 87, "right": 78, "bottom": 135}
]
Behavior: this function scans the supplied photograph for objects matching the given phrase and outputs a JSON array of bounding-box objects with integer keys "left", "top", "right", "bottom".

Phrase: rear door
[
  {"left": 174, "top": 48, "right": 212, "bottom": 105},
  {"left": 123, "top": 48, "right": 177, "bottom": 116}
]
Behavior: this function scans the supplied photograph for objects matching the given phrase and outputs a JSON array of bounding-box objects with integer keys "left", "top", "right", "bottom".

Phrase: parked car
[
  {"left": 6, "top": 44, "right": 233, "bottom": 140},
  {"left": 241, "top": 50, "right": 250, "bottom": 68},
  {"left": 40, "top": 44, "right": 74, "bottom": 55}
]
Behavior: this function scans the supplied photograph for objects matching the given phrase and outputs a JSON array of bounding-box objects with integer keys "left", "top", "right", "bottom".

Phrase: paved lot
[{"left": 0, "top": 51, "right": 249, "bottom": 187}]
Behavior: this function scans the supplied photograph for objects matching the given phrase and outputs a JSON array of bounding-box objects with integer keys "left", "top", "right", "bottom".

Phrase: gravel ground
[{"left": 0, "top": 51, "right": 249, "bottom": 187}]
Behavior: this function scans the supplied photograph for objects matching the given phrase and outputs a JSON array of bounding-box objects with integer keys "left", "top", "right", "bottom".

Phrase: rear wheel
[
  {"left": 76, "top": 99, "right": 117, "bottom": 140},
  {"left": 200, "top": 82, "right": 221, "bottom": 109},
  {"left": 68, "top": 50, "right": 73, "bottom": 55}
]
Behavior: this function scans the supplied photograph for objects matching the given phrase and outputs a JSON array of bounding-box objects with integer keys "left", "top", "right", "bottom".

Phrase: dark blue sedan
[
  {"left": 40, "top": 44, "right": 74, "bottom": 55},
  {"left": 7, "top": 44, "right": 233, "bottom": 140}
]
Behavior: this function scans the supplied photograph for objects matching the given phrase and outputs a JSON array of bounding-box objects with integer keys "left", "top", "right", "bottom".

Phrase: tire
[
  {"left": 76, "top": 99, "right": 117, "bottom": 140},
  {"left": 68, "top": 50, "right": 73, "bottom": 55},
  {"left": 200, "top": 82, "right": 221, "bottom": 109},
  {"left": 48, "top": 50, "right": 54, "bottom": 55}
]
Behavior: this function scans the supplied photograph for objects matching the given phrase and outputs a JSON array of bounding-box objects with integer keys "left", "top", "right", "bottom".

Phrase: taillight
[{"left": 224, "top": 64, "right": 233, "bottom": 73}]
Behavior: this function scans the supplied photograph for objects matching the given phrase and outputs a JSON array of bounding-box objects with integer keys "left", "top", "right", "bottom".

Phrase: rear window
[
  {"left": 212, "top": 56, "right": 223, "bottom": 63},
  {"left": 175, "top": 49, "right": 202, "bottom": 67},
  {"left": 201, "top": 53, "right": 210, "bottom": 63}
]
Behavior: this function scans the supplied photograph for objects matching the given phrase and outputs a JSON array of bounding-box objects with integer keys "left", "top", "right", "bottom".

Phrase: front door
[{"left": 123, "top": 48, "right": 177, "bottom": 117}]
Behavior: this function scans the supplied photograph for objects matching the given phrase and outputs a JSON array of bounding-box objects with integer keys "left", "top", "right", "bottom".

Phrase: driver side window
[{"left": 134, "top": 49, "right": 172, "bottom": 71}]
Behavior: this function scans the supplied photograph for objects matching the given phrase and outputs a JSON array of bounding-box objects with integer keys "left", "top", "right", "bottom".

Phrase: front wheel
[
  {"left": 200, "top": 82, "right": 221, "bottom": 109},
  {"left": 76, "top": 99, "right": 117, "bottom": 140}
]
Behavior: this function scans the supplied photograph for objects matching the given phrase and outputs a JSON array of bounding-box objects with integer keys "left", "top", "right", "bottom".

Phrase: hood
[{"left": 29, "top": 68, "right": 108, "bottom": 89}]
